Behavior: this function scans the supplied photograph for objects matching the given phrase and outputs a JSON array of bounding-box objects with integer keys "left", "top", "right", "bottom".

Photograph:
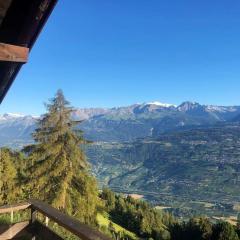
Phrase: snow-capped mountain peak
[
  {"left": 5, "top": 113, "right": 25, "bottom": 118},
  {"left": 0, "top": 113, "right": 23, "bottom": 121},
  {"left": 146, "top": 101, "right": 176, "bottom": 108},
  {"left": 177, "top": 101, "right": 201, "bottom": 112},
  {"left": 0, "top": 113, "right": 39, "bottom": 121},
  {"left": 206, "top": 105, "right": 237, "bottom": 113}
]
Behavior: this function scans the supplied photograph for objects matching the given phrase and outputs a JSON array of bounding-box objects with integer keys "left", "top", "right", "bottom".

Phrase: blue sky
[{"left": 1, "top": 0, "right": 240, "bottom": 115}]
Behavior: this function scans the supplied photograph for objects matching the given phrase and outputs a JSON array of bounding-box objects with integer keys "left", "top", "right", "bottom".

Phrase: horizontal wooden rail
[
  {"left": 0, "top": 203, "right": 30, "bottom": 214},
  {"left": 0, "top": 200, "right": 111, "bottom": 240},
  {"left": 29, "top": 199, "right": 111, "bottom": 240},
  {"left": 0, "top": 221, "right": 30, "bottom": 240}
]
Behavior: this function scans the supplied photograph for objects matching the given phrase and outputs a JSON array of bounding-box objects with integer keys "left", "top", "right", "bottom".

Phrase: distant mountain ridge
[
  {"left": 0, "top": 113, "right": 37, "bottom": 148},
  {"left": 1, "top": 101, "right": 240, "bottom": 147},
  {"left": 79, "top": 101, "right": 240, "bottom": 141},
  {"left": 2, "top": 101, "right": 240, "bottom": 121}
]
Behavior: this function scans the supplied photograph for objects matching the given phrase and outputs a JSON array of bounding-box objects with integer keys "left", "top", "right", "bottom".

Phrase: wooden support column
[
  {"left": 30, "top": 207, "right": 37, "bottom": 240},
  {"left": 10, "top": 210, "right": 14, "bottom": 223},
  {"left": 0, "top": 42, "right": 29, "bottom": 62}
]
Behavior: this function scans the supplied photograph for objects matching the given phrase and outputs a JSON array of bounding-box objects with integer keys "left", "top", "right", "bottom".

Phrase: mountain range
[{"left": 1, "top": 101, "right": 240, "bottom": 147}]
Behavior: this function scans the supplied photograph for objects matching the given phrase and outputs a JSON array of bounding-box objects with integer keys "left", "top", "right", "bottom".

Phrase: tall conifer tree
[
  {"left": 25, "top": 90, "right": 98, "bottom": 223},
  {"left": 0, "top": 148, "right": 18, "bottom": 204}
]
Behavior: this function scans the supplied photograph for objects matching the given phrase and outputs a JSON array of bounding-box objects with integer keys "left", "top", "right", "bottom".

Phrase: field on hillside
[
  {"left": 87, "top": 124, "right": 240, "bottom": 218},
  {"left": 97, "top": 213, "right": 138, "bottom": 239}
]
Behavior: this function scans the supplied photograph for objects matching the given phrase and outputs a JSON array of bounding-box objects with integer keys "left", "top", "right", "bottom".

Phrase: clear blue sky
[{"left": 1, "top": 0, "right": 240, "bottom": 115}]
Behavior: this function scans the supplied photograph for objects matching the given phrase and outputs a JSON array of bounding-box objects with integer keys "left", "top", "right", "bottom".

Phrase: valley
[
  {"left": 86, "top": 123, "right": 240, "bottom": 218},
  {"left": 0, "top": 101, "right": 240, "bottom": 219}
]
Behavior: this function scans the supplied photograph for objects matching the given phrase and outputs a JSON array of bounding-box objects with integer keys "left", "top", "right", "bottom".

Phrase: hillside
[
  {"left": 1, "top": 102, "right": 240, "bottom": 217},
  {"left": 86, "top": 123, "right": 240, "bottom": 216}
]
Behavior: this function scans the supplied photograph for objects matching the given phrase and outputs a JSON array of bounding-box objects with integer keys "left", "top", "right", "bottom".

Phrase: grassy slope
[{"left": 97, "top": 212, "right": 138, "bottom": 239}]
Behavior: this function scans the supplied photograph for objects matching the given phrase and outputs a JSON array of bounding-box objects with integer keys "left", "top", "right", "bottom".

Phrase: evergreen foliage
[
  {"left": 100, "top": 188, "right": 175, "bottom": 239},
  {"left": 237, "top": 213, "right": 240, "bottom": 230},
  {"left": 170, "top": 219, "right": 239, "bottom": 240},
  {"left": 100, "top": 189, "right": 239, "bottom": 240},
  {"left": 23, "top": 90, "right": 99, "bottom": 224},
  {"left": 0, "top": 148, "right": 18, "bottom": 204},
  {"left": 212, "top": 222, "right": 239, "bottom": 240}
]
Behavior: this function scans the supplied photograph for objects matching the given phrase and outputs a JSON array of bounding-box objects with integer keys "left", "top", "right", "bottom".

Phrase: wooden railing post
[
  {"left": 0, "top": 201, "right": 111, "bottom": 240},
  {"left": 30, "top": 207, "right": 37, "bottom": 240},
  {"left": 10, "top": 209, "right": 14, "bottom": 223},
  {"left": 45, "top": 216, "right": 49, "bottom": 227},
  {"left": 31, "top": 207, "right": 37, "bottom": 223}
]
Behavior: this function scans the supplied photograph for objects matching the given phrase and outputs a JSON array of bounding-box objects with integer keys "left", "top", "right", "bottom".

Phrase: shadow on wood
[
  {"left": 0, "top": 221, "right": 31, "bottom": 240},
  {"left": 0, "top": 200, "right": 111, "bottom": 240}
]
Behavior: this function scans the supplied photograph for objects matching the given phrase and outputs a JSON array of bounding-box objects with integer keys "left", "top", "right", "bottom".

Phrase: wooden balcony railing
[{"left": 0, "top": 200, "right": 111, "bottom": 240}]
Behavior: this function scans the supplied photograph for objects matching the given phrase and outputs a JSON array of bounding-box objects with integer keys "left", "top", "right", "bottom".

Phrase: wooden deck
[{"left": 0, "top": 201, "right": 111, "bottom": 240}]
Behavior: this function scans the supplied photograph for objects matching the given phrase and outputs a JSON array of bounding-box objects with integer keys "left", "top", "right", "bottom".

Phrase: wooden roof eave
[{"left": 0, "top": 0, "right": 58, "bottom": 103}]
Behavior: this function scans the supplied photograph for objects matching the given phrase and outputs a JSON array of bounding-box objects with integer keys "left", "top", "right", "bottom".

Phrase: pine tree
[
  {"left": 237, "top": 213, "right": 240, "bottom": 229},
  {"left": 212, "top": 222, "right": 239, "bottom": 240},
  {"left": 198, "top": 217, "right": 212, "bottom": 240},
  {"left": 0, "top": 148, "right": 18, "bottom": 205},
  {"left": 24, "top": 90, "right": 99, "bottom": 224},
  {"left": 101, "top": 188, "right": 116, "bottom": 211}
]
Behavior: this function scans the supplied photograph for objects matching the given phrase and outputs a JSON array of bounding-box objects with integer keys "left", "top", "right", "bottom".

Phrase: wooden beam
[
  {"left": 0, "top": 202, "right": 30, "bottom": 214},
  {"left": 0, "top": 42, "right": 29, "bottom": 62},
  {"left": 0, "top": 221, "right": 30, "bottom": 240},
  {"left": 29, "top": 200, "right": 112, "bottom": 240}
]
